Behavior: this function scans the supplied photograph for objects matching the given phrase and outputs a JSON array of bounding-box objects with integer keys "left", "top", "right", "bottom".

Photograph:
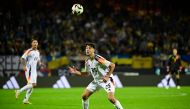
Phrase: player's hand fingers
[
  {"left": 102, "top": 77, "right": 107, "bottom": 83},
  {"left": 68, "top": 67, "right": 73, "bottom": 72},
  {"left": 69, "top": 67, "right": 77, "bottom": 74}
]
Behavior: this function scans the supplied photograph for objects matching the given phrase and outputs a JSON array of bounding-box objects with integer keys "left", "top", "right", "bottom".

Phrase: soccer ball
[{"left": 72, "top": 4, "right": 84, "bottom": 15}]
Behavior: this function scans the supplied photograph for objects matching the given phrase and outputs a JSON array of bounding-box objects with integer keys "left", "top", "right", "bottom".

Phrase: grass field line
[
  {"left": 146, "top": 92, "right": 188, "bottom": 98},
  {"left": 0, "top": 87, "right": 190, "bottom": 109}
]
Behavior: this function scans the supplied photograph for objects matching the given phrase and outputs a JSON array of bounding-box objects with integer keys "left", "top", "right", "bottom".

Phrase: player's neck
[
  {"left": 89, "top": 53, "right": 95, "bottom": 60},
  {"left": 31, "top": 47, "right": 37, "bottom": 50}
]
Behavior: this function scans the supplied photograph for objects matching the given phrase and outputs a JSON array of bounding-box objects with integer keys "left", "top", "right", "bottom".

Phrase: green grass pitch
[{"left": 0, "top": 87, "right": 190, "bottom": 109}]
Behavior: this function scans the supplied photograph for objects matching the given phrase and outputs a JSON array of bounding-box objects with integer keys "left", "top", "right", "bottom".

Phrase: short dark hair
[
  {"left": 31, "top": 38, "right": 38, "bottom": 42},
  {"left": 85, "top": 42, "right": 96, "bottom": 49}
]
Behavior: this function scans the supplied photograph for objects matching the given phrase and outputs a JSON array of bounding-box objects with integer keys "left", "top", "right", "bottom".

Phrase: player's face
[
  {"left": 85, "top": 45, "right": 94, "bottom": 56},
  {"left": 173, "top": 49, "right": 177, "bottom": 56},
  {"left": 31, "top": 40, "right": 38, "bottom": 49}
]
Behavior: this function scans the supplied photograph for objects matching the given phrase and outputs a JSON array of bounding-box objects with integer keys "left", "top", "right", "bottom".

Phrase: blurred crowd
[{"left": 1, "top": 0, "right": 190, "bottom": 59}]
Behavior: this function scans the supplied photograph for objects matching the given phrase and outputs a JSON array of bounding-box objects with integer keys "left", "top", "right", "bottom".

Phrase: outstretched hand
[
  {"left": 40, "top": 62, "right": 46, "bottom": 68},
  {"left": 68, "top": 66, "right": 78, "bottom": 74}
]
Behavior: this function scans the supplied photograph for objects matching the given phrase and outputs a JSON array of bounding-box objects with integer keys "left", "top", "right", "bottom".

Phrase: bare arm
[
  {"left": 38, "top": 61, "right": 46, "bottom": 67},
  {"left": 38, "top": 61, "right": 42, "bottom": 66},
  {"left": 20, "top": 58, "right": 27, "bottom": 71},
  {"left": 102, "top": 62, "right": 115, "bottom": 82},
  {"left": 106, "top": 63, "right": 115, "bottom": 77},
  {"left": 68, "top": 66, "right": 90, "bottom": 77}
]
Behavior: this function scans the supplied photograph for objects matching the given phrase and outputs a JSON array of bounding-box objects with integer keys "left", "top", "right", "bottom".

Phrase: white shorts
[
  {"left": 25, "top": 66, "right": 37, "bottom": 84},
  {"left": 86, "top": 77, "right": 115, "bottom": 93}
]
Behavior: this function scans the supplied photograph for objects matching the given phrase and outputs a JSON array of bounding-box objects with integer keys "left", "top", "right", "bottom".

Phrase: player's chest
[
  {"left": 88, "top": 60, "right": 99, "bottom": 68},
  {"left": 28, "top": 52, "right": 39, "bottom": 60},
  {"left": 87, "top": 60, "right": 106, "bottom": 70}
]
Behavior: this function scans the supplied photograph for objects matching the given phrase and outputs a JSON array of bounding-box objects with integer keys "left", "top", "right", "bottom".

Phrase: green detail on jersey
[
  {"left": 168, "top": 55, "right": 173, "bottom": 59},
  {"left": 97, "top": 63, "right": 107, "bottom": 70}
]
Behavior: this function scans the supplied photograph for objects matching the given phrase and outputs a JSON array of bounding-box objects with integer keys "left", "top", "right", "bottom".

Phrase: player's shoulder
[
  {"left": 94, "top": 54, "right": 110, "bottom": 64},
  {"left": 95, "top": 54, "right": 106, "bottom": 60},
  {"left": 85, "top": 57, "right": 90, "bottom": 63},
  {"left": 24, "top": 48, "right": 33, "bottom": 54},
  {"left": 26, "top": 48, "right": 33, "bottom": 52}
]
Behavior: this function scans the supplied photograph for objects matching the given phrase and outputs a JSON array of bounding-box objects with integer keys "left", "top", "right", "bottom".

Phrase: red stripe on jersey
[
  {"left": 96, "top": 56, "right": 106, "bottom": 64},
  {"left": 27, "top": 66, "right": 31, "bottom": 83},
  {"left": 27, "top": 76, "right": 30, "bottom": 82},
  {"left": 24, "top": 49, "right": 33, "bottom": 55},
  {"left": 110, "top": 77, "right": 115, "bottom": 86}
]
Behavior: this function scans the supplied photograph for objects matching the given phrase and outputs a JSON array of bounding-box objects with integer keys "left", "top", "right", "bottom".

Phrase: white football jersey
[
  {"left": 21, "top": 48, "right": 40, "bottom": 71},
  {"left": 85, "top": 54, "right": 113, "bottom": 82}
]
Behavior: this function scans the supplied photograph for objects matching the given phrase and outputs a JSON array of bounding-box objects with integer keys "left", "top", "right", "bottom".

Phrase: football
[{"left": 72, "top": 4, "right": 84, "bottom": 15}]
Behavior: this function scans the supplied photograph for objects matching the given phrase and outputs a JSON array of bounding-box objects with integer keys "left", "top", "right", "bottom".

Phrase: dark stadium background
[{"left": 0, "top": 0, "right": 190, "bottom": 88}]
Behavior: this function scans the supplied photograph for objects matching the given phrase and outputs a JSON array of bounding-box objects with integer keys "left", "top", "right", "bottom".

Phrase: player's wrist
[
  {"left": 105, "top": 74, "right": 110, "bottom": 77},
  {"left": 76, "top": 71, "right": 82, "bottom": 75},
  {"left": 22, "top": 65, "right": 26, "bottom": 68}
]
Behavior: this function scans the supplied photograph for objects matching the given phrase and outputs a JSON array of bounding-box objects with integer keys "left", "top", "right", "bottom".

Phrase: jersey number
[
  {"left": 106, "top": 83, "right": 111, "bottom": 91},
  {"left": 34, "top": 57, "right": 38, "bottom": 61},
  {"left": 91, "top": 68, "right": 98, "bottom": 75}
]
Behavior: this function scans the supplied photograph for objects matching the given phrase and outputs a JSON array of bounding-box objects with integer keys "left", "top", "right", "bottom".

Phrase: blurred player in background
[
  {"left": 69, "top": 43, "right": 123, "bottom": 109},
  {"left": 15, "top": 39, "right": 43, "bottom": 104},
  {"left": 165, "top": 48, "right": 182, "bottom": 89}
]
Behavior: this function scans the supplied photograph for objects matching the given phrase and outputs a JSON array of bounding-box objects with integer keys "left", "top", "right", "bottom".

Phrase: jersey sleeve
[
  {"left": 21, "top": 50, "right": 30, "bottom": 60},
  {"left": 95, "top": 55, "right": 111, "bottom": 67}
]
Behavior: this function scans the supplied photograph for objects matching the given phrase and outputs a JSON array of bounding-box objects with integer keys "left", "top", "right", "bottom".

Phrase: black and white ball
[{"left": 72, "top": 4, "right": 84, "bottom": 15}]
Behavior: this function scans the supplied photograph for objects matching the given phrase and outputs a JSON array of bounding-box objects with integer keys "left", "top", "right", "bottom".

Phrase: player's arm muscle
[
  {"left": 20, "top": 58, "right": 26, "bottom": 67},
  {"left": 20, "top": 58, "right": 27, "bottom": 71},
  {"left": 106, "top": 62, "right": 115, "bottom": 77}
]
